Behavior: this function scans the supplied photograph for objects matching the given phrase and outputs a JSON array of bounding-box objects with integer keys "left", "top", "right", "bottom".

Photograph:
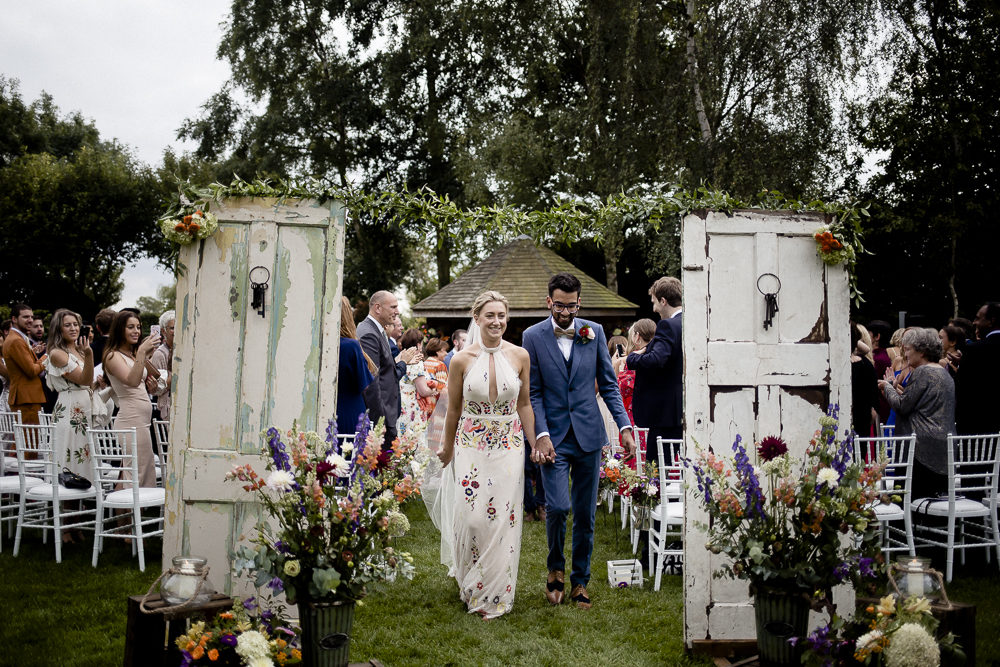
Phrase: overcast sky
[{"left": 1, "top": 0, "right": 233, "bottom": 309}]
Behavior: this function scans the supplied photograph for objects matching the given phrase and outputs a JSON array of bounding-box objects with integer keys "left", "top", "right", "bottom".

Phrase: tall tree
[
  {"left": 855, "top": 0, "right": 999, "bottom": 320},
  {"left": 0, "top": 80, "right": 168, "bottom": 316}
]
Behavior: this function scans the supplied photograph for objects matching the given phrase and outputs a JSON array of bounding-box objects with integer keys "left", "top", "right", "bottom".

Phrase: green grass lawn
[{"left": 3, "top": 500, "right": 999, "bottom": 666}]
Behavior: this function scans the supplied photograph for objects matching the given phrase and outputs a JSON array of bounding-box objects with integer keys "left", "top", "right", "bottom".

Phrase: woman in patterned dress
[
  {"left": 45, "top": 309, "right": 97, "bottom": 477},
  {"left": 438, "top": 291, "right": 537, "bottom": 619}
]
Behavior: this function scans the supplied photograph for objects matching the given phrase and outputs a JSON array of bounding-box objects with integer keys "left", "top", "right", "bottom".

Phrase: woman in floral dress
[
  {"left": 45, "top": 309, "right": 97, "bottom": 478},
  {"left": 438, "top": 291, "right": 537, "bottom": 619},
  {"left": 396, "top": 328, "right": 433, "bottom": 448}
]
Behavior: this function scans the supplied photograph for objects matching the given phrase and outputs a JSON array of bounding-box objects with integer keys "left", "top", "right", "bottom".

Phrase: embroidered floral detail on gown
[
  {"left": 45, "top": 353, "right": 93, "bottom": 477},
  {"left": 452, "top": 344, "right": 523, "bottom": 619}
]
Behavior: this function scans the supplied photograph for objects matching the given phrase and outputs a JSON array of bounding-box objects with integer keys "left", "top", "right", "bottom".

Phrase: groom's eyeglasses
[{"left": 551, "top": 301, "right": 580, "bottom": 313}]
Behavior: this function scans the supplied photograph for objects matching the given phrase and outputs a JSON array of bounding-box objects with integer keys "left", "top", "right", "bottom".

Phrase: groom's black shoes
[
  {"left": 545, "top": 570, "right": 565, "bottom": 605},
  {"left": 570, "top": 584, "right": 592, "bottom": 609}
]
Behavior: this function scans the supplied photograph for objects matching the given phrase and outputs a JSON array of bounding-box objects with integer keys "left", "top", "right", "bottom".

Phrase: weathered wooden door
[
  {"left": 163, "top": 197, "right": 346, "bottom": 594},
  {"left": 681, "top": 210, "right": 852, "bottom": 645}
]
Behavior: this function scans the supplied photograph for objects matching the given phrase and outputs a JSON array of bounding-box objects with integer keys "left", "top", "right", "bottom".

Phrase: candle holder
[{"left": 888, "top": 555, "right": 951, "bottom": 607}]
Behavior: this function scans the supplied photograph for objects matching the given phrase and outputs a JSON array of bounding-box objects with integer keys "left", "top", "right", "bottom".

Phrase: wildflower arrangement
[
  {"left": 814, "top": 226, "right": 856, "bottom": 266},
  {"left": 618, "top": 461, "right": 660, "bottom": 512},
  {"left": 227, "top": 416, "right": 422, "bottom": 604},
  {"left": 686, "top": 406, "right": 884, "bottom": 602},
  {"left": 175, "top": 596, "right": 300, "bottom": 667},
  {"left": 792, "top": 593, "right": 962, "bottom": 667},
  {"left": 598, "top": 446, "right": 626, "bottom": 497},
  {"left": 160, "top": 208, "right": 220, "bottom": 245}
]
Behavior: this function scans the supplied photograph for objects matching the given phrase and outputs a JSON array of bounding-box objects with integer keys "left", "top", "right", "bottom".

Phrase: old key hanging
[
  {"left": 249, "top": 265, "right": 270, "bottom": 318},
  {"left": 756, "top": 273, "right": 781, "bottom": 330}
]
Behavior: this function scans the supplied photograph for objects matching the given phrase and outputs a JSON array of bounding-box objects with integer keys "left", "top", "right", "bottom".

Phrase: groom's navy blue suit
[{"left": 523, "top": 317, "right": 631, "bottom": 587}]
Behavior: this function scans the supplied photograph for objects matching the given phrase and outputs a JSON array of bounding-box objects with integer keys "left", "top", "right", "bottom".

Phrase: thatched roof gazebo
[{"left": 412, "top": 236, "right": 638, "bottom": 343}]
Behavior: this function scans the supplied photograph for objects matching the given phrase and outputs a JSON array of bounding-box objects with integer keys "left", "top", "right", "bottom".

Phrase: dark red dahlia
[{"left": 757, "top": 435, "right": 788, "bottom": 461}]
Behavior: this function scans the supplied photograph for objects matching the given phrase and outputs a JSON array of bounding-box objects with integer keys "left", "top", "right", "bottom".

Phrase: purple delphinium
[
  {"left": 266, "top": 576, "right": 284, "bottom": 593},
  {"left": 794, "top": 620, "right": 851, "bottom": 666},
  {"left": 858, "top": 557, "right": 876, "bottom": 578},
  {"left": 273, "top": 540, "right": 291, "bottom": 555},
  {"left": 265, "top": 427, "right": 291, "bottom": 471},
  {"left": 732, "top": 435, "right": 766, "bottom": 520},
  {"left": 179, "top": 651, "right": 193, "bottom": 667},
  {"left": 242, "top": 596, "right": 258, "bottom": 611},
  {"left": 684, "top": 457, "right": 715, "bottom": 505},
  {"left": 832, "top": 561, "right": 851, "bottom": 583}
]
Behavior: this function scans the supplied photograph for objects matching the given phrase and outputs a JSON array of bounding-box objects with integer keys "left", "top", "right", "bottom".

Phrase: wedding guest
[
  {"left": 851, "top": 322, "right": 879, "bottom": 437},
  {"left": 397, "top": 328, "right": 431, "bottom": 446},
  {"left": 103, "top": 311, "right": 160, "bottom": 487},
  {"left": 421, "top": 337, "right": 449, "bottom": 419},
  {"left": 949, "top": 316, "right": 975, "bottom": 343},
  {"left": 938, "top": 324, "right": 965, "bottom": 378},
  {"left": 336, "top": 296, "right": 375, "bottom": 436},
  {"left": 611, "top": 319, "right": 654, "bottom": 462},
  {"left": 443, "top": 329, "right": 466, "bottom": 369},
  {"left": 357, "top": 291, "right": 403, "bottom": 448},
  {"left": 2, "top": 303, "right": 48, "bottom": 427},
  {"left": 955, "top": 302, "right": 1000, "bottom": 435},
  {"left": 607, "top": 335, "right": 627, "bottom": 372},
  {"left": 44, "top": 310, "right": 98, "bottom": 480},
  {"left": 149, "top": 310, "right": 175, "bottom": 423},
  {"left": 30, "top": 316, "right": 46, "bottom": 349},
  {"left": 90, "top": 307, "right": 116, "bottom": 368},
  {"left": 879, "top": 327, "right": 956, "bottom": 498},
  {"left": 868, "top": 320, "right": 893, "bottom": 423},
  {"left": 0, "top": 322, "right": 10, "bottom": 414}
]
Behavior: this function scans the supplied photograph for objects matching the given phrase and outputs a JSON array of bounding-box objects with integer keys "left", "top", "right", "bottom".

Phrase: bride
[{"left": 436, "top": 290, "right": 537, "bottom": 619}]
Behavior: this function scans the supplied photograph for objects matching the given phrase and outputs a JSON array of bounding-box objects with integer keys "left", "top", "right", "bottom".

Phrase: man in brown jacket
[{"left": 2, "top": 303, "right": 48, "bottom": 426}]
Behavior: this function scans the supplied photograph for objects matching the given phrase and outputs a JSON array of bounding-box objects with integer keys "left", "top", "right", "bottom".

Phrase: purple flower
[
  {"left": 267, "top": 576, "right": 284, "bottom": 593},
  {"left": 325, "top": 417, "right": 337, "bottom": 445},
  {"left": 833, "top": 561, "right": 850, "bottom": 583},
  {"left": 220, "top": 634, "right": 238, "bottom": 647},
  {"left": 273, "top": 540, "right": 291, "bottom": 555},
  {"left": 266, "top": 427, "right": 291, "bottom": 471},
  {"left": 858, "top": 557, "right": 876, "bottom": 578},
  {"left": 180, "top": 650, "right": 193, "bottom": 667},
  {"left": 732, "top": 435, "right": 766, "bottom": 520},
  {"left": 242, "top": 596, "right": 258, "bottom": 611}
]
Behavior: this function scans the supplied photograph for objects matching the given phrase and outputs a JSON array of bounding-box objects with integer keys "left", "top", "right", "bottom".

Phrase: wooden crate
[{"left": 123, "top": 593, "right": 233, "bottom": 667}]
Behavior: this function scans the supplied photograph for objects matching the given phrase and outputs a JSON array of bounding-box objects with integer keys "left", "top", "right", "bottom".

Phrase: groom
[{"left": 523, "top": 272, "right": 635, "bottom": 609}]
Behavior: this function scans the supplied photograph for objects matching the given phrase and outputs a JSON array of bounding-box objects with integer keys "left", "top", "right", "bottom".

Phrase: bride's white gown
[{"left": 450, "top": 342, "right": 524, "bottom": 618}]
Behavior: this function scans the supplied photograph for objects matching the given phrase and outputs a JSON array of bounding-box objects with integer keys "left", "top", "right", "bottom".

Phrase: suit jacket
[
  {"left": 955, "top": 332, "right": 1000, "bottom": 435},
  {"left": 522, "top": 317, "right": 630, "bottom": 453},
  {"left": 626, "top": 314, "right": 682, "bottom": 430},
  {"left": 357, "top": 316, "right": 400, "bottom": 435},
  {"left": 2, "top": 330, "right": 47, "bottom": 407}
]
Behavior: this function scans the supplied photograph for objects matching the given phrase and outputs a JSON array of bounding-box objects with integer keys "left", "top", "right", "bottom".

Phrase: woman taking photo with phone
[{"left": 103, "top": 311, "right": 160, "bottom": 487}]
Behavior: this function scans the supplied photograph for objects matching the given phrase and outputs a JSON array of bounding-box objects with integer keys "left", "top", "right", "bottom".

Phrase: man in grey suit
[{"left": 357, "top": 290, "right": 401, "bottom": 449}]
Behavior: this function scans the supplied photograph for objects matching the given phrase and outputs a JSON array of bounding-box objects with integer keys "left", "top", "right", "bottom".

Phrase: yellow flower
[
  {"left": 876, "top": 594, "right": 896, "bottom": 616},
  {"left": 902, "top": 596, "right": 932, "bottom": 615}
]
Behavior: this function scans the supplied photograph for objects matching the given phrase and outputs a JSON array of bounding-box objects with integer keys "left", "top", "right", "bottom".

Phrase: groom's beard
[{"left": 552, "top": 310, "right": 575, "bottom": 329}]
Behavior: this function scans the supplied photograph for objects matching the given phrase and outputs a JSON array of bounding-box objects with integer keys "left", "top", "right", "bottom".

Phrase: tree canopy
[{"left": 0, "top": 78, "right": 169, "bottom": 317}]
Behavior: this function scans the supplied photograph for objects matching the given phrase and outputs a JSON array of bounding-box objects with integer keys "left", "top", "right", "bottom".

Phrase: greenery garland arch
[{"left": 159, "top": 177, "right": 869, "bottom": 303}]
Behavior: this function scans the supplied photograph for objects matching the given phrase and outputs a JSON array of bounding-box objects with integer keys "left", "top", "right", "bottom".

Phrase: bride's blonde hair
[{"left": 471, "top": 291, "right": 509, "bottom": 319}]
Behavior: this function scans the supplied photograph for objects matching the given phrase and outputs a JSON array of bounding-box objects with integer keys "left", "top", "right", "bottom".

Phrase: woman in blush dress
[
  {"left": 103, "top": 311, "right": 160, "bottom": 487},
  {"left": 438, "top": 291, "right": 537, "bottom": 619},
  {"left": 336, "top": 297, "right": 376, "bottom": 435}
]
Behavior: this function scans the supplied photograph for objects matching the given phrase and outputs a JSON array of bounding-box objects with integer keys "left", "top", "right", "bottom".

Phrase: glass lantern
[
  {"left": 892, "top": 555, "right": 949, "bottom": 605},
  {"left": 161, "top": 555, "right": 216, "bottom": 606}
]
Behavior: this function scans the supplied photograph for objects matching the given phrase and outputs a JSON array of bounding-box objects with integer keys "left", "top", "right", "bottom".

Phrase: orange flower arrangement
[{"left": 812, "top": 226, "right": 855, "bottom": 266}]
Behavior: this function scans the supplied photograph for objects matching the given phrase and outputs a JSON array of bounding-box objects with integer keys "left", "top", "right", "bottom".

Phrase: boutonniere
[{"left": 576, "top": 325, "right": 596, "bottom": 344}]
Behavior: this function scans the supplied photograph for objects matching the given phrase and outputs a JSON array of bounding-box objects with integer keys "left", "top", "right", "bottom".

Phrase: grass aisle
[{"left": 3, "top": 499, "right": 997, "bottom": 665}]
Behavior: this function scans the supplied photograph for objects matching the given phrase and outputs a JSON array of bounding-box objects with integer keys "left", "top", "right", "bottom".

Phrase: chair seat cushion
[
  {"left": 103, "top": 487, "right": 165, "bottom": 507},
  {"left": 26, "top": 483, "right": 97, "bottom": 500},
  {"left": 652, "top": 502, "right": 684, "bottom": 521},
  {"left": 0, "top": 475, "right": 43, "bottom": 492},
  {"left": 872, "top": 502, "right": 904, "bottom": 521},
  {"left": 912, "top": 496, "right": 990, "bottom": 517}
]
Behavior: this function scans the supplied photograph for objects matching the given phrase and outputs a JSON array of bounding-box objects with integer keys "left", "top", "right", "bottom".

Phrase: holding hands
[{"left": 531, "top": 435, "right": 556, "bottom": 464}]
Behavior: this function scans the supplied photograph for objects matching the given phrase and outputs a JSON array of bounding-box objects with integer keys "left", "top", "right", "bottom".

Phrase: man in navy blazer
[
  {"left": 522, "top": 272, "right": 635, "bottom": 609},
  {"left": 956, "top": 301, "right": 1000, "bottom": 434},
  {"left": 627, "top": 276, "right": 683, "bottom": 452},
  {"left": 357, "top": 291, "right": 402, "bottom": 449}
]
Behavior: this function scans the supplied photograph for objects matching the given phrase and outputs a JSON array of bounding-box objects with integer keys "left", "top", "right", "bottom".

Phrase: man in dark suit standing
[
  {"left": 357, "top": 291, "right": 402, "bottom": 449},
  {"left": 956, "top": 301, "right": 1000, "bottom": 434},
  {"left": 627, "top": 276, "right": 683, "bottom": 451}
]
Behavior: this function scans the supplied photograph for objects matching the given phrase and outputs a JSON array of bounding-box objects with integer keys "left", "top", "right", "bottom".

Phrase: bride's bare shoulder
[{"left": 507, "top": 344, "right": 530, "bottom": 364}]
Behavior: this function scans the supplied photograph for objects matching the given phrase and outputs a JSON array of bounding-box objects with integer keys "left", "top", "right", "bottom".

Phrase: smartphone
[
  {"left": 150, "top": 324, "right": 161, "bottom": 338},
  {"left": 81, "top": 325, "right": 91, "bottom": 340},
  {"left": 616, "top": 344, "right": 625, "bottom": 357}
]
